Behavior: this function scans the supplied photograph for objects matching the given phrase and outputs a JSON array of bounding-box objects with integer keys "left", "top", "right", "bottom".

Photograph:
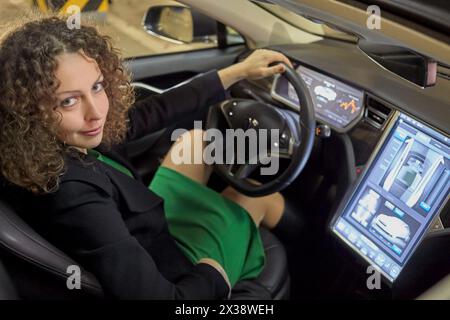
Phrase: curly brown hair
[{"left": 0, "top": 14, "right": 135, "bottom": 194}]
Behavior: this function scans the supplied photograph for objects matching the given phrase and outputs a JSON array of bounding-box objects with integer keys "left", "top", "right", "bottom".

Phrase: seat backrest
[
  {"left": 0, "top": 198, "right": 104, "bottom": 299},
  {"left": 0, "top": 259, "right": 18, "bottom": 299}
]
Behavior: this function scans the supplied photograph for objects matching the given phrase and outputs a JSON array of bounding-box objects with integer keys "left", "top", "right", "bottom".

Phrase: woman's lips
[{"left": 80, "top": 125, "right": 102, "bottom": 136}]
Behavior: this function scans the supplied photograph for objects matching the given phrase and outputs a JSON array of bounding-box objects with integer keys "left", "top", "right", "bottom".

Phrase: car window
[{"left": 1, "top": 0, "right": 245, "bottom": 58}]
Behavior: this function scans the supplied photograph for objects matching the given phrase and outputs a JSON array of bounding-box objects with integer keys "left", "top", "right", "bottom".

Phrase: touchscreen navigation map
[{"left": 332, "top": 113, "right": 450, "bottom": 281}]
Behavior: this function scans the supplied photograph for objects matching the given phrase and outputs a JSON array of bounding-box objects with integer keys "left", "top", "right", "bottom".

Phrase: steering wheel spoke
[
  {"left": 271, "top": 135, "right": 299, "bottom": 160},
  {"left": 227, "top": 162, "right": 260, "bottom": 180}
]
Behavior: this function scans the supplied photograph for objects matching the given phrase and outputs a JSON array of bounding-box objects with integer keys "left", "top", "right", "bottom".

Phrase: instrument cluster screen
[{"left": 272, "top": 65, "right": 364, "bottom": 129}]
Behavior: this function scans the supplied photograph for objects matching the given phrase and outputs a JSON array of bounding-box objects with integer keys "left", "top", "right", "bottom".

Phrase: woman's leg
[
  {"left": 161, "top": 128, "right": 286, "bottom": 229},
  {"left": 161, "top": 129, "right": 213, "bottom": 185},
  {"left": 221, "top": 186, "right": 285, "bottom": 228}
]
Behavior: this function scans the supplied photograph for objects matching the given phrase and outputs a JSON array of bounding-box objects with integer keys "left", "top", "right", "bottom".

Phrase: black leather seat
[
  {"left": 0, "top": 197, "right": 290, "bottom": 300},
  {"left": 0, "top": 260, "right": 18, "bottom": 300}
]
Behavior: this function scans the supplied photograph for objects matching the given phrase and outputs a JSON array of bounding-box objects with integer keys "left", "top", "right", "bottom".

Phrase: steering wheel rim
[{"left": 206, "top": 63, "right": 316, "bottom": 196}]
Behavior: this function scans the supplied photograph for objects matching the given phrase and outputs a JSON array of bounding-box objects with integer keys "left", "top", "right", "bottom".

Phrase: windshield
[{"left": 255, "top": 2, "right": 358, "bottom": 43}]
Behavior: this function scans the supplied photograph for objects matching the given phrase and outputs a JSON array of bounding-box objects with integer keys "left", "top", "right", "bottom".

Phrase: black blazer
[{"left": 9, "top": 71, "right": 230, "bottom": 299}]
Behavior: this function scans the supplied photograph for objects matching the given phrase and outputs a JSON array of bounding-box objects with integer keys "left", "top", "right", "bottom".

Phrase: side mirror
[{"left": 143, "top": 5, "right": 218, "bottom": 44}]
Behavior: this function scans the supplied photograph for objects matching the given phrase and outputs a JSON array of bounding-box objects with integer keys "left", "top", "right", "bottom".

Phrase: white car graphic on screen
[
  {"left": 371, "top": 214, "right": 411, "bottom": 249},
  {"left": 314, "top": 85, "right": 337, "bottom": 101}
]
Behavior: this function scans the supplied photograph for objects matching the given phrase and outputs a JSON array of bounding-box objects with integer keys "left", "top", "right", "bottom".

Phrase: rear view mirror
[{"left": 359, "top": 40, "right": 437, "bottom": 88}]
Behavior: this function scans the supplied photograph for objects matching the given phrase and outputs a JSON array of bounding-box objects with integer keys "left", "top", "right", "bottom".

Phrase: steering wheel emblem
[{"left": 250, "top": 118, "right": 259, "bottom": 127}]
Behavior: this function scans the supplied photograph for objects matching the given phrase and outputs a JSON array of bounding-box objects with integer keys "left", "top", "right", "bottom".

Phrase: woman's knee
[
  {"left": 165, "top": 129, "right": 205, "bottom": 163},
  {"left": 262, "top": 192, "right": 285, "bottom": 229},
  {"left": 222, "top": 187, "right": 285, "bottom": 228},
  {"left": 222, "top": 187, "right": 266, "bottom": 226},
  {"left": 161, "top": 129, "right": 211, "bottom": 184}
]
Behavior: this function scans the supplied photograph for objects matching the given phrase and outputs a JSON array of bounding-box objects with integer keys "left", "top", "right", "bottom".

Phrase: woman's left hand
[
  {"left": 239, "top": 49, "right": 294, "bottom": 80},
  {"left": 218, "top": 49, "right": 293, "bottom": 89}
]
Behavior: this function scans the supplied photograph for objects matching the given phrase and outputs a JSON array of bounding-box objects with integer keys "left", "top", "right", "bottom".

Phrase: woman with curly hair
[{"left": 0, "top": 15, "right": 296, "bottom": 299}]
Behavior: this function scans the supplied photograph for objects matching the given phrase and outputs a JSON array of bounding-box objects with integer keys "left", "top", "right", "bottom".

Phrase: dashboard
[
  {"left": 269, "top": 63, "right": 450, "bottom": 282},
  {"left": 271, "top": 64, "right": 365, "bottom": 132},
  {"left": 235, "top": 43, "right": 450, "bottom": 285}
]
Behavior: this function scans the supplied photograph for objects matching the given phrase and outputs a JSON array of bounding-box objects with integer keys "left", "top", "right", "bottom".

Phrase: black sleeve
[
  {"left": 126, "top": 70, "right": 226, "bottom": 142},
  {"left": 45, "top": 180, "right": 229, "bottom": 299}
]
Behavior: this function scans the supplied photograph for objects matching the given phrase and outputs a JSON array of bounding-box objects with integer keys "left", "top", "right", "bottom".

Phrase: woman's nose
[{"left": 84, "top": 95, "right": 102, "bottom": 121}]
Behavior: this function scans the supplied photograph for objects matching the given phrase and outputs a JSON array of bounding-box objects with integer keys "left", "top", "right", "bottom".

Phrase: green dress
[{"left": 88, "top": 149, "right": 265, "bottom": 286}]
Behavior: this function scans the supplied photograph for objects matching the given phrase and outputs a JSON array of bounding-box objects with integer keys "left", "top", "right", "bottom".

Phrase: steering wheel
[{"left": 206, "top": 63, "right": 316, "bottom": 196}]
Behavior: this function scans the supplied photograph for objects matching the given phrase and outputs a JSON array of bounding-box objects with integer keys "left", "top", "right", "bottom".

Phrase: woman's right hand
[{"left": 197, "top": 258, "right": 231, "bottom": 293}]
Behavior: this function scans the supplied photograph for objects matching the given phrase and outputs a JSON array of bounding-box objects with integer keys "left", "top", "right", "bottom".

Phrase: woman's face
[{"left": 54, "top": 52, "right": 109, "bottom": 153}]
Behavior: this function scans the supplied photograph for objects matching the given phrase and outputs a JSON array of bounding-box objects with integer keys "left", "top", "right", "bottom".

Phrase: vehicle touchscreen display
[
  {"left": 332, "top": 113, "right": 450, "bottom": 282},
  {"left": 272, "top": 65, "right": 364, "bottom": 129}
]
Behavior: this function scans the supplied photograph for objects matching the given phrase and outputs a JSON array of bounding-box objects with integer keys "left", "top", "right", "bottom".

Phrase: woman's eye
[
  {"left": 60, "top": 97, "right": 78, "bottom": 108},
  {"left": 93, "top": 81, "right": 105, "bottom": 93}
]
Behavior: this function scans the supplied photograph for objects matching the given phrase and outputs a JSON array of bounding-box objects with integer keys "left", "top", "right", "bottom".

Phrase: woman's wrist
[{"left": 217, "top": 62, "right": 247, "bottom": 90}]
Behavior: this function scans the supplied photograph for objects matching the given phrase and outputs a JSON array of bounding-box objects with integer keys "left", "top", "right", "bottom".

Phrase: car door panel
[
  {"left": 122, "top": 45, "right": 246, "bottom": 179},
  {"left": 126, "top": 45, "right": 245, "bottom": 88}
]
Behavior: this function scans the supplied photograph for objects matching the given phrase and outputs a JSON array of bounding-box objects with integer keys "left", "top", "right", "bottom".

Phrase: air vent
[{"left": 365, "top": 96, "right": 392, "bottom": 129}]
